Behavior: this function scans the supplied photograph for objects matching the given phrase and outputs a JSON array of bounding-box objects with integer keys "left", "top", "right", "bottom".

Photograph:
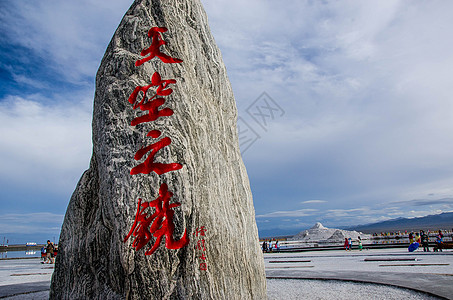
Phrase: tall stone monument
[{"left": 50, "top": 0, "right": 267, "bottom": 299}]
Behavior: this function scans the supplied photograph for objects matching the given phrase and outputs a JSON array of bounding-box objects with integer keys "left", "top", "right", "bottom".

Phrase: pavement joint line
[
  {"left": 263, "top": 252, "right": 453, "bottom": 260},
  {"left": 0, "top": 289, "right": 50, "bottom": 299},
  {"left": 269, "top": 260, "right": 311, "bottom": 263},
  {"left": 364, "top": 258, "right": 417, "bottom": 262},
  {"left": 266, "top": 266, "right": 314, "bottom": 269},
  {"left": 379, "top": 263, "right": 450, "bottom": 267},
  {"left": 427, "top": 273, "right": 453, "bottom": 276},
  {"left": 10, "top": 273, "right": 52, "bottom": 276},
  {"left": 0, "top": 257, "right": 38, "bottom": 261}
]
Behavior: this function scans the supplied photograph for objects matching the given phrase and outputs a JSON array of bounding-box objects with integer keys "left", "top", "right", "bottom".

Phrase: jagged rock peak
[{"left": 311, "top": 222, "right": 327, "bottom": 229}]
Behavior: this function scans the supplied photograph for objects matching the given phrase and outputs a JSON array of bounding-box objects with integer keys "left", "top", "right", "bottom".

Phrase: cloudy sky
[{"left": 1, "top": 0, "right": 453, "bottom": 243}]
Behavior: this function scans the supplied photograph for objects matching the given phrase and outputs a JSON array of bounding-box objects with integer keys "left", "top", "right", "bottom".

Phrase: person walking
[
  {"left": 344, "top": 238, "right": 349, "bottom": 250},
  {"left": 358, "top": 236, "right": 363, "bottom": 251},
  {"left": 44, "top": 240, "right": 55, "bottom": 264},
  {"left": 348, "top": 237, "right": 353, "bottom": 250}
]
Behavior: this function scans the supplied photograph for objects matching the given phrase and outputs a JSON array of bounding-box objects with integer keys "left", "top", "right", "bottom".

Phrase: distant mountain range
[{"left": 344, "top": 212, "right": 453, "bottom": 233}]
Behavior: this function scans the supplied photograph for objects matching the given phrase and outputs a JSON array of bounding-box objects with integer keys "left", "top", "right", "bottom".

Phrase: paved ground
[
  {"left": 0, "top": 258, "right": 53, "bottom": 299},
  {"left": 265, "top": 248, "right": 453, "bottom": 299},
  {"left": 0, "top": 247, "right": 452, "bottom": 299},
  {"left": 266, "top": 279, "right": 441, "bottom": 300}
]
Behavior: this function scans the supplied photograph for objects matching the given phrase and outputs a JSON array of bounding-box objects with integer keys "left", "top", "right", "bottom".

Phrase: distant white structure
[
  {"left": 26, "top": 242, "right": 37, "bottom": 246},
  {"left": 291, "top": 222, "right": 370, "bottom": 242}
]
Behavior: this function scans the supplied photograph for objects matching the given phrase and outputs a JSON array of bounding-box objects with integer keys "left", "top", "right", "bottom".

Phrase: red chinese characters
[
  {"left": 194, "top": 226, "right": 208, "bottom": 271},
  {"left": 124, "top": 183, "right": 189, "bottom": 255},
  {"left": 194, "top": 226, "right": 207, "bottom": 237},
  {"left": 128, "top": 72, "right": 176, "bottom": 111},
  {"left": 135, "top": 27, "right": 183, "bottom": 66},
  {"left": 196, "top": 239, "right": 206, "bottom": 251},
  {"left": 128, "top": 72, "right": 181, "bottom": 176},
  {"left": 130, "top": 130, "right": 182, "bottom": 176},
  {"left": 199, "top": 262, "right": 207, "bottom": 271},
  {"left": 124, "top": 26, "right": 189, "bottom": 255}
]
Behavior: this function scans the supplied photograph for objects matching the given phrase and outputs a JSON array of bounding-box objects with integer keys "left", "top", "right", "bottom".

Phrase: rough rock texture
[{"left": 49, "top": 0, "right": 266, "bottom": 299}]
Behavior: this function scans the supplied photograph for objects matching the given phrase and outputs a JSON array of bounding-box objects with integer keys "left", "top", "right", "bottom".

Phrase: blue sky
[{"left": 1, "top": 0, "right": 453, "bottom": 243}]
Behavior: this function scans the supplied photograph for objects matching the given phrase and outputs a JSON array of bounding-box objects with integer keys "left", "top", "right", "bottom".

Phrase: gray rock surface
[{"left": 49, "top": 0, "right": 266, "bottom": 299}]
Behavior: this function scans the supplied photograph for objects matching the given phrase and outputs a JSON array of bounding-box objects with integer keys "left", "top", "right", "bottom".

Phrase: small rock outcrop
[
  {"left": 49, "top": 0, "right": 266, "bottom": 299},
  {"left": 327, "top": 229, "right": 349, "bottom": 241}
]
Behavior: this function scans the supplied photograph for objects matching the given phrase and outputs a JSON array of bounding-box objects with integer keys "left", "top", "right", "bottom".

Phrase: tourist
[
  {"left": 275, "top": 240, "right": 280, "bottom": 252},
  {"left": 344, "top": 238, "right": 349, "bottom": 250},
  {"left": 269, "top": 240, "right": 273, "bottom": 252},
  {"left": 348, "top": 237, "right": 352, "bottom": 250},
  {"left": 44, "top": 240, "right": 55, "bottom": 264},
  {"left": 415, "top": 232, "right": 421, "bottom": 244},
  {"left": 40, "top": 246, "right": 46, "bottom": 261},
  {"left": 420, "top": 230, "right": 429, "bottom": 252},
  {"left": 357, "top": 236, "right": 363, "bottom": 251},
  {"left": 434, "top": 231, "right": 443, "bottom": 252},
  {"left": 262, "top": 241, "right": 267, "bottom": 253},
  {"left": 409, "top": 232, "right": 414, "bottom": 244}
]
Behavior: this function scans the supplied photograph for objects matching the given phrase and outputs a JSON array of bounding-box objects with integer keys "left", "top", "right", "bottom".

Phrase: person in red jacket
[{"left": 344, "top": 238, "right": 349, "bottom": 250}]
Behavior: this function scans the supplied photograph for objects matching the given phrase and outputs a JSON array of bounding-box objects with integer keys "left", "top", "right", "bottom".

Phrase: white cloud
[
  {"left": 391, "top": 197, "right": 453, "bottom": 207},
  {"left": 11, "top": 74, "right": 49, "bottom": 89},
  {"left": 0, "top": 212, "right": 64, "bottom": 224},
  {"left": 301, "top": 200, "right": 327, "bottom": 204},
  {"left": 256, "top": 209, "right": 318, "bottom": 218},
  {"left": 325, "top": 207, "right": 372, "bottom": 218},
  {"left": 0, "top": 94, "right": 92, "bottom": 195},
  {"left": 2, "top": 0, "right": 131, "bottom": 82},
  {"left": 0, "top": 212, "right": 64, "bottom": 234}
]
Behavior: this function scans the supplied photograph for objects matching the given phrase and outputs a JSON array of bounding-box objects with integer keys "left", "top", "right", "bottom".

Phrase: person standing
[
  {"left": 358, "top": 236, "right": 363, "bottom": 251},
  {"left": 420, "top": 230, "right": 429, "bottom": 252},
  {"left": 438, "top": 230, "right": 443, "bottom": 239},
  {"left": 344, "top": 238, "right": 349, "bottom": 250},
  {"left": 40, "top": 246, "right": 46, "bottom": 262},
  {"left": 434, "top": 231, "right": 443, "bottom": 252},
  {"left": 415, "top": 232, "right": 421, "bottom": 244},
  {"left": 348, "top": 237, "right": 353, "bottom": 250},
  {"left": 409, "top": 232, "right": 414, "bottom": 244}
]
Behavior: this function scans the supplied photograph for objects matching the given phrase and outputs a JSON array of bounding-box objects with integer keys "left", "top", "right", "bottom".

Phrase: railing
[{"left": 260, "top": 235, "right": 453, "bottom": 252}]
